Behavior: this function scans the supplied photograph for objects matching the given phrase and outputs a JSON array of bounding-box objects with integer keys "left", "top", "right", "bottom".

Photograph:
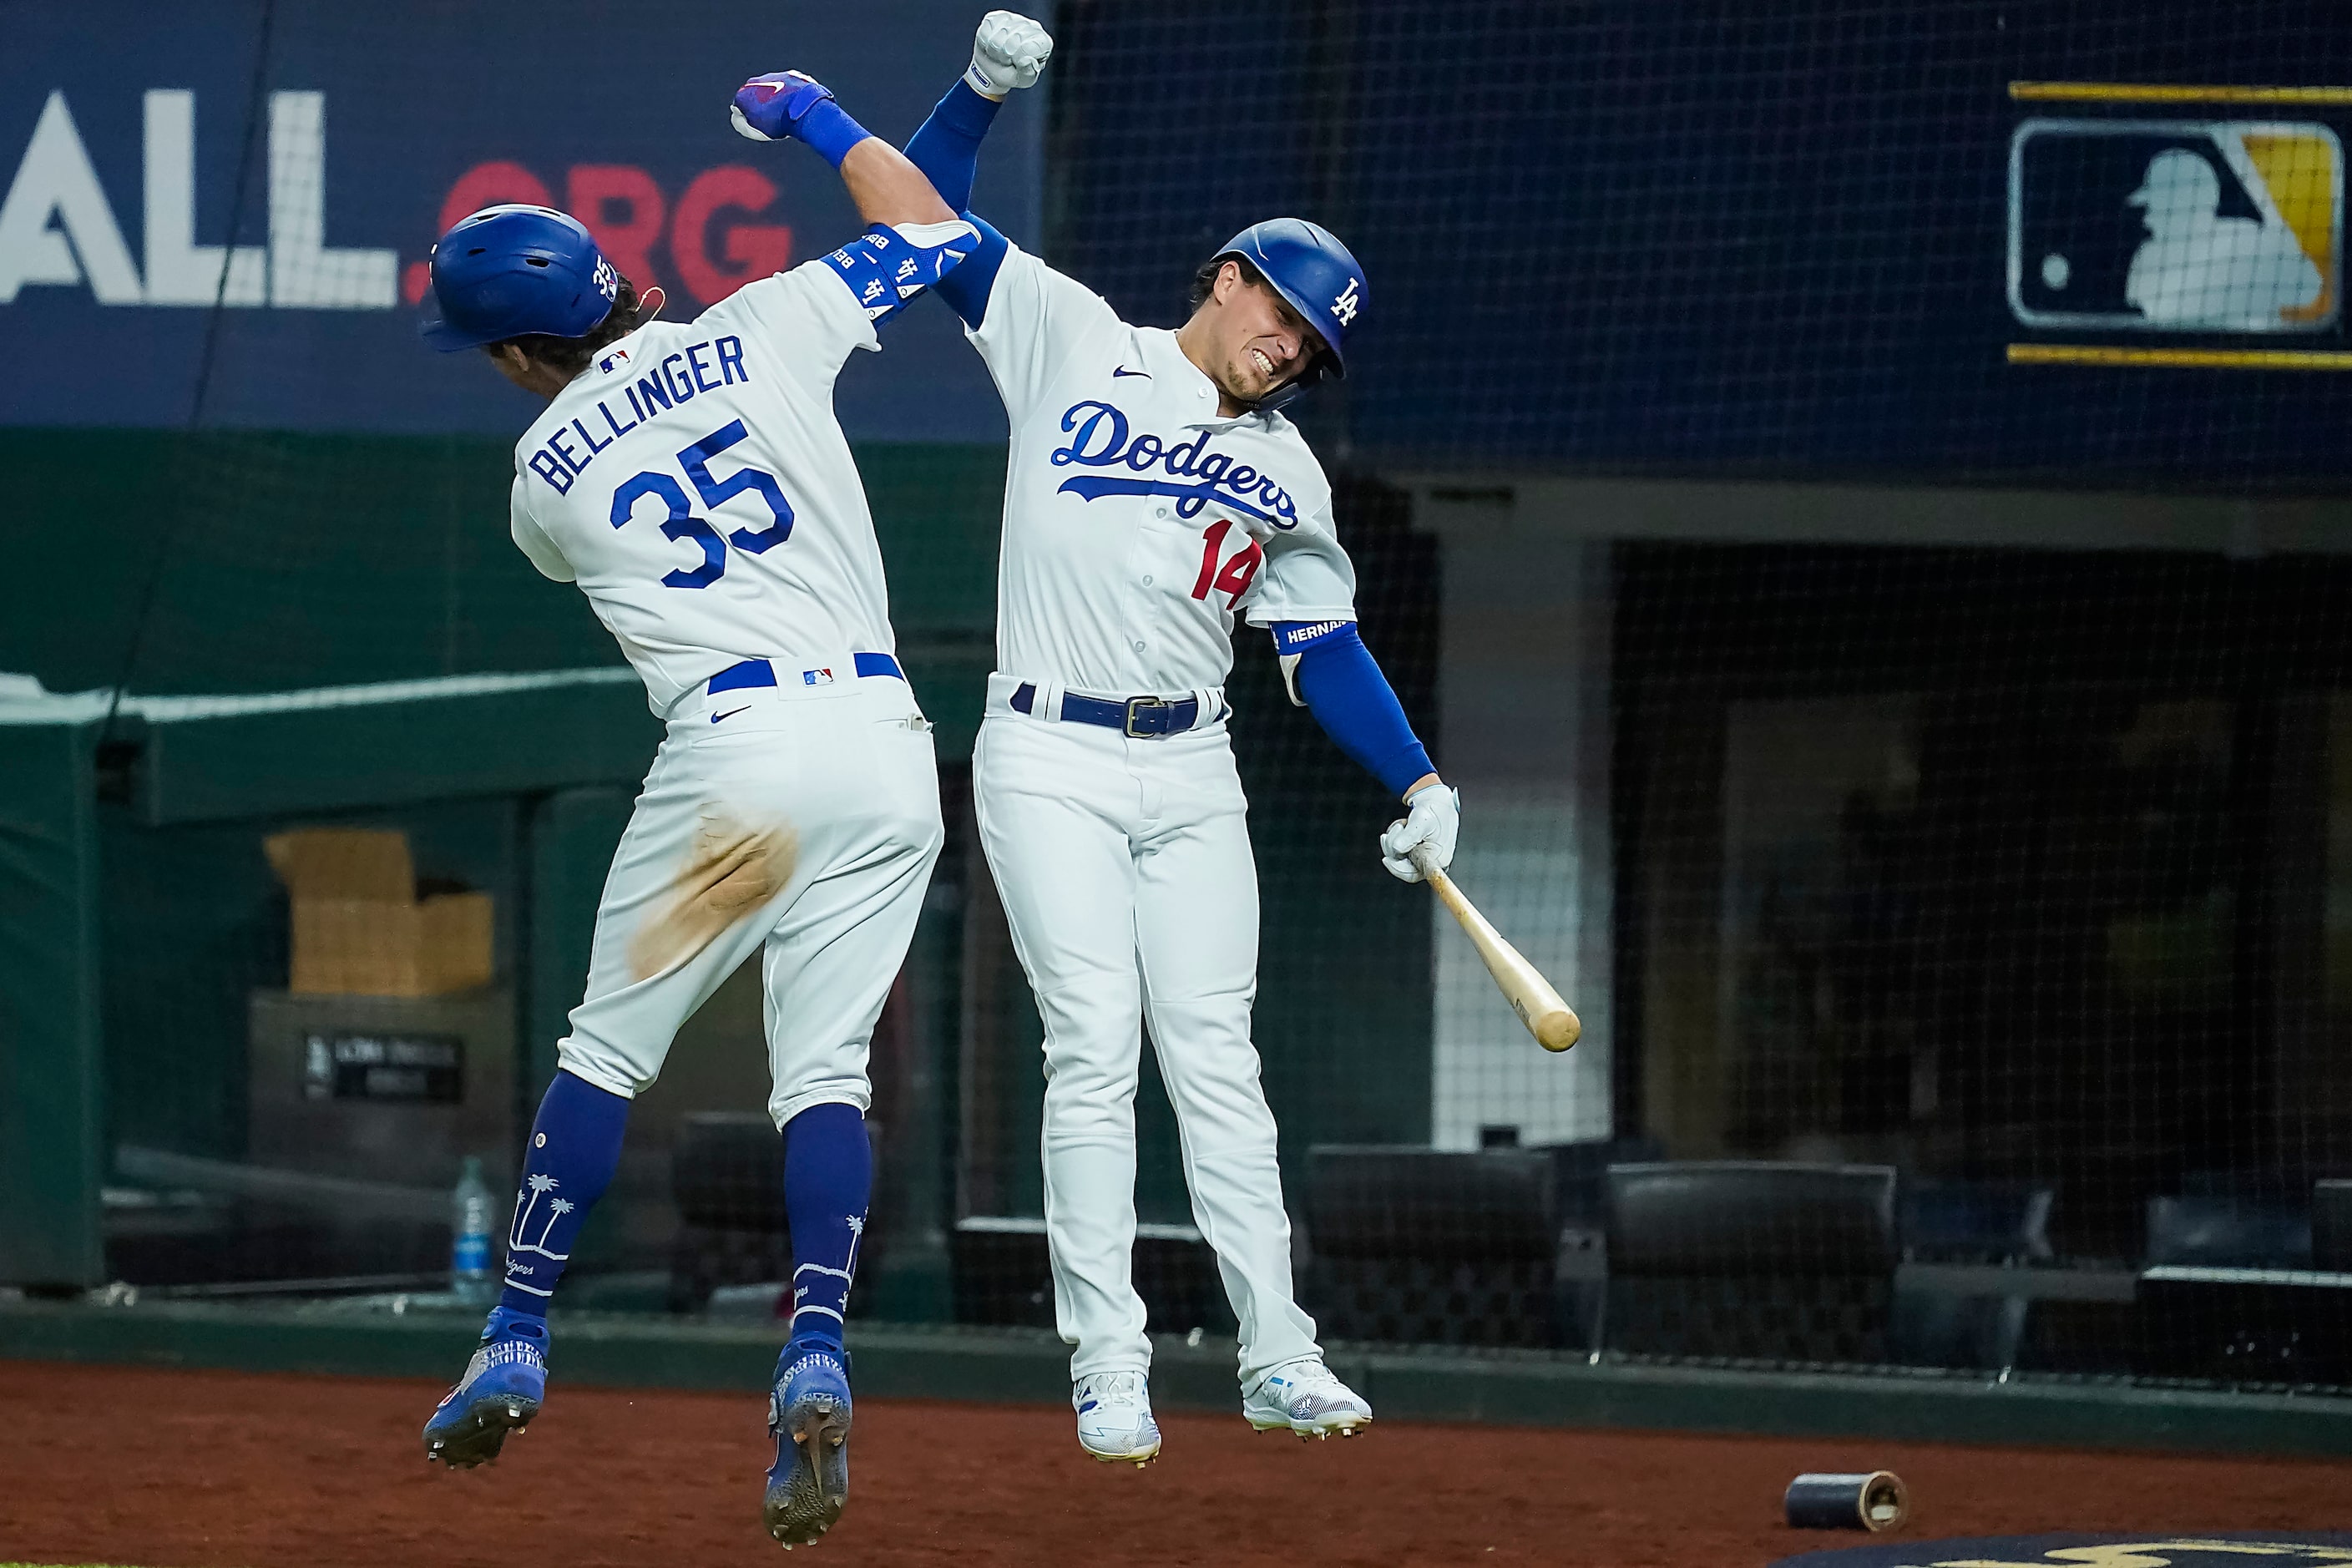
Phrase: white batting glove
[
  {"left": 1380, "top": 782, "right": 1460, "bottom": 883},
  {"left": 965, "top": 10, "right": 1054, "bottom": 99}
]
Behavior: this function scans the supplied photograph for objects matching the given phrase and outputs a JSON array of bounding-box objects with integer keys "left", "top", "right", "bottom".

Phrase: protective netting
[
  {"left": 5, "top": 0, "right": 2350, "bottom": 1399},
  {"left": 1052, "top": 0, "right": 2352, "bottom": 484}
]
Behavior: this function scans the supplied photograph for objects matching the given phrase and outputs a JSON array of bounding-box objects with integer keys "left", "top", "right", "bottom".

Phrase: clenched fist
[
  {"left": 965, "top": 11, "right": 1055, "bottom": 99},
  {"left": 731, "top": 71, "right": 836, "bottom": 142}
]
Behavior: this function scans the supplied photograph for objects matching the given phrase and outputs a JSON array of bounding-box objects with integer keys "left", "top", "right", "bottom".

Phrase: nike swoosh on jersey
[
  {"left": 1111, "top": 366, "right": 1150, "bottom": 378},
  {"left": 711, "top": 706, "right": 751, "bottom": 724}
]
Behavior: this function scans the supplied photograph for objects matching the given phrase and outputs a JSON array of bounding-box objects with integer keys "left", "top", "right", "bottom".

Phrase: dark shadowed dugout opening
[{"left": 1614, "top": 542, "right": 2352, "bottom": 1383}]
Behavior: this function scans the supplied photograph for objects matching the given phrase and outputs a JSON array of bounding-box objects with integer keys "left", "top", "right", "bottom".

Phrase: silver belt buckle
[{"left": 1123, "top": 695, "right": 1169, "bottom": 737}]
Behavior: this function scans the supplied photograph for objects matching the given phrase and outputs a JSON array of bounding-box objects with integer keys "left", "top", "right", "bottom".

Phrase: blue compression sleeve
[
  {"left": 930, "top": 211, "right": 1009, "bottom": 329},
  {"left": 905, "top": 78, "right": 999, "bottom": 215},
  {"left": 1276, "top": 622, "right": 1437, "bottom": 799},
  {"left": 904, "top": 79, "right": 1009, "bottom": 327}
]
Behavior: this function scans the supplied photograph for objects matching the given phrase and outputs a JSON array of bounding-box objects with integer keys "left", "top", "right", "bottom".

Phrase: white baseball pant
[
  {"left": 974, "top": 695, "right": 1322, "bottom": 1388},
  {"left": 557, "top": 665, "right": 943, "bottom": 1129}
]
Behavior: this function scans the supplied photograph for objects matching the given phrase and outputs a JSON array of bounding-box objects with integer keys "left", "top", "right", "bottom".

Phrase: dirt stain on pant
[{"left": 629, "top": 807, "right": 800, "bottom": 981}]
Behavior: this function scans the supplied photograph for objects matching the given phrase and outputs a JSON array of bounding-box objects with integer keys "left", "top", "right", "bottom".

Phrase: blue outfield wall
[
  {"left": 14, "top": 2, "right": 2345, "bottom": 481},
  {"left": 0, "top": 0, "right": 1040, "bottom": 441}
]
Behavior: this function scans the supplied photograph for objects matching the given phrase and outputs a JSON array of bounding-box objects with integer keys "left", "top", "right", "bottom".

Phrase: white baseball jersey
[
  {"left": 964, "top": 241, "right": 1349, "bottom": 1383},
  {"left": 969, "top": 242, "right": 1360, "bottom": 695},
  {"left": 507, "top": 221, "right": 972, "bottom": 715}
]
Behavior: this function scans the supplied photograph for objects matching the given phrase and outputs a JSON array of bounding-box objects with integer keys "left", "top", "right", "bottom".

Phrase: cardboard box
[{"left": 264, "top": 828, "right": 494, "bottom": 997}]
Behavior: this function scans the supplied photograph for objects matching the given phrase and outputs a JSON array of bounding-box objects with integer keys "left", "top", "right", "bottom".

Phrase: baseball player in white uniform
[
  {"left": 414, "top": 70, "right": 973, "bottom": 1549},
  {"left": 903, "top": 15, "right": 1463, "bottom": 1463}
]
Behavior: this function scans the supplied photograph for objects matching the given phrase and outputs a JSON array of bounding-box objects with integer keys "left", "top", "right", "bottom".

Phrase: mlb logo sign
[{"left": 2008, "top": 118, "right": 2340, "bottom": 333}]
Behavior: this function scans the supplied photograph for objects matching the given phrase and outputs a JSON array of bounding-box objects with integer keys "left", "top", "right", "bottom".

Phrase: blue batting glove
[{"left": 731, "top": 71, "right": 837, "bottom": 143}]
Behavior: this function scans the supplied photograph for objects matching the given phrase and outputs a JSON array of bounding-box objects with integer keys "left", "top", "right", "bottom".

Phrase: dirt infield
[{"left": 1, "top": 1361, "right": 2347, "bottom": 1566}]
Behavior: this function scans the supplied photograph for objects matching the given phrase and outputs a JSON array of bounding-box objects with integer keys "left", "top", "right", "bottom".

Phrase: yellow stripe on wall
[
  {"left": 2009, "top": 344, "right": 2352, "bottom": 370},
  {"left": 2011, "top": 82, "right": 2352, "bottom": 105}
]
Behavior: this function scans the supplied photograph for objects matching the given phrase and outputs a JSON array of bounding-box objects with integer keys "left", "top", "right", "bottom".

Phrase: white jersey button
[{"left": 1142, "top": 575, "right": 1154, "bottom": 586}]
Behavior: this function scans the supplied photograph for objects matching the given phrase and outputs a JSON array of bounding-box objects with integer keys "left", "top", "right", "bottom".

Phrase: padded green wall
[
  {"left": 0, "top": 430, "right": 1004, "bottom": 699},
  {"left": 0, "top": 718, "right": 104, "bottom": 1285}
]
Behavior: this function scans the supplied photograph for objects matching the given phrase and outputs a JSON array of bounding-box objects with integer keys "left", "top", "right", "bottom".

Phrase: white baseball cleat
[
  {"left": 1073, "top": 1370, "right": 1162, "bottom": 1465},
  {"left": 1242, "top": 1358, "right": 1373, "bottom": 1439}
]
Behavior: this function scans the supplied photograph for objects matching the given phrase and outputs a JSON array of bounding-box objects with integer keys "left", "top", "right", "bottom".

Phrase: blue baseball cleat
[
  {"left": 763, "top": 1342, "right": 852, "bottom": 1547},
  {"left": 422, "top": 1307, "right": 548, "bottom": 1468}
]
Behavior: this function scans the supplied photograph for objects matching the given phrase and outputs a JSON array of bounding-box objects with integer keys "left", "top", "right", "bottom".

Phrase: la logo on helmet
[{"left": 1330, "top": 276, "right": 1359, "bottom": 325}]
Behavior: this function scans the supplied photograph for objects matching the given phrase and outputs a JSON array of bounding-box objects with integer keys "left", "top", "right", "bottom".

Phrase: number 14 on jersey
[{"left": 1191, "top": 518, "right": 1262, "bottom": 605}]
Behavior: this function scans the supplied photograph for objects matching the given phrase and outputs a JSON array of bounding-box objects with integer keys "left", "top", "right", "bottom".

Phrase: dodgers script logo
[
  {"left": 1049, "top": 400, "right": 1299, "bottom": 529},
  {"left": 2009, "top": 119, "right": 2340, "bottom": 331}
]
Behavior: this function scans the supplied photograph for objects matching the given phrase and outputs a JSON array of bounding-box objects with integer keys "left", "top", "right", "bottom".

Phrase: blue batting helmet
[
  {"left": 1210, "top": 218, "right": 1366, "bottom": 381},
  {"left": 420, "top": 205, "right": 620, "bottom": 351}
]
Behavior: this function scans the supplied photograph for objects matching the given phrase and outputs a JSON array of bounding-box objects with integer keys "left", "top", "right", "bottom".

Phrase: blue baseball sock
[
  {"left": 782, "top": 1101, "right": 872, "bottom": 1350},
  {"left": 498, "top": 1070, "right": 630, "bottom": 1318}
]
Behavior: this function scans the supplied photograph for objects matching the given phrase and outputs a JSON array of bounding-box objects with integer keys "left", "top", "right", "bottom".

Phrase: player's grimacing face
[{"left": 1209, "top": 263, "right": 1325, "bottom": 402}]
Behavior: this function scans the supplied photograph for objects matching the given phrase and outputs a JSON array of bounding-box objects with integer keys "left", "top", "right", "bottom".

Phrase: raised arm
[
  {"left": 731, "top": 72, "right": 953, "bottom": 229},
  {"left": 903, "top": 12, "right": 1055, "bottom": 329},
  {"left": 842, "top": 140, "right": 956, "bottom": 229},
  {"left": 907, "top": 12, "right": 1053, "bottom": 214}
]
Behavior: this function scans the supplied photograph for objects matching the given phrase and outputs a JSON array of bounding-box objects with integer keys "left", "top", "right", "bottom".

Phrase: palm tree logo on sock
[
  {"left": 510, "top": 1174, "right": 573, "bottom": 1260},
  {"left": 791, "top": 1212, "right": 867, "bottom": 1325}
]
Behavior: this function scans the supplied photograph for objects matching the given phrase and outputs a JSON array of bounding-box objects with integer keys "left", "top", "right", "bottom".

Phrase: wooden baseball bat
[{"left": 1411, "top": 847, "right": 1581, "bottom": 1052}]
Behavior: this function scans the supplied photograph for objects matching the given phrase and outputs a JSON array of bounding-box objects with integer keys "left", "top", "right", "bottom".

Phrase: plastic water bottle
[{"left": 451, "top": 1156, "right": 496, "bottom": 1303}]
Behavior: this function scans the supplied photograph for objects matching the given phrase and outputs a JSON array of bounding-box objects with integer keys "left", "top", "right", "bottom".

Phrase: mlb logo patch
[
  {"left": 802, "top": 667, "right": 834, "bottom": 686},
  {"left": 2009, "top": 118, "right": 2341, "bottom": 332},
  {"left": 598, "top": 346, "right": 631, "bottom": 374}
]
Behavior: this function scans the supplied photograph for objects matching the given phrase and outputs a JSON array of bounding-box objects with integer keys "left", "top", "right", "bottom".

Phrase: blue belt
[
  {"left": 708, "top": 652, "right": 903, "bottom": 694},
  {"left": 1011, "top": 681, "right": 1200, "bottom": 738}
]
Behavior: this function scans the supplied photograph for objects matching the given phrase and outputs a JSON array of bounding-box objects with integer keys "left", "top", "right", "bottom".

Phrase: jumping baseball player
[
  {"left": 414, "top": 72, "right": 973, "bottom": 1549},
  {"left": 908, "top": 13, "right": 1457, "bottom": 1462}
]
